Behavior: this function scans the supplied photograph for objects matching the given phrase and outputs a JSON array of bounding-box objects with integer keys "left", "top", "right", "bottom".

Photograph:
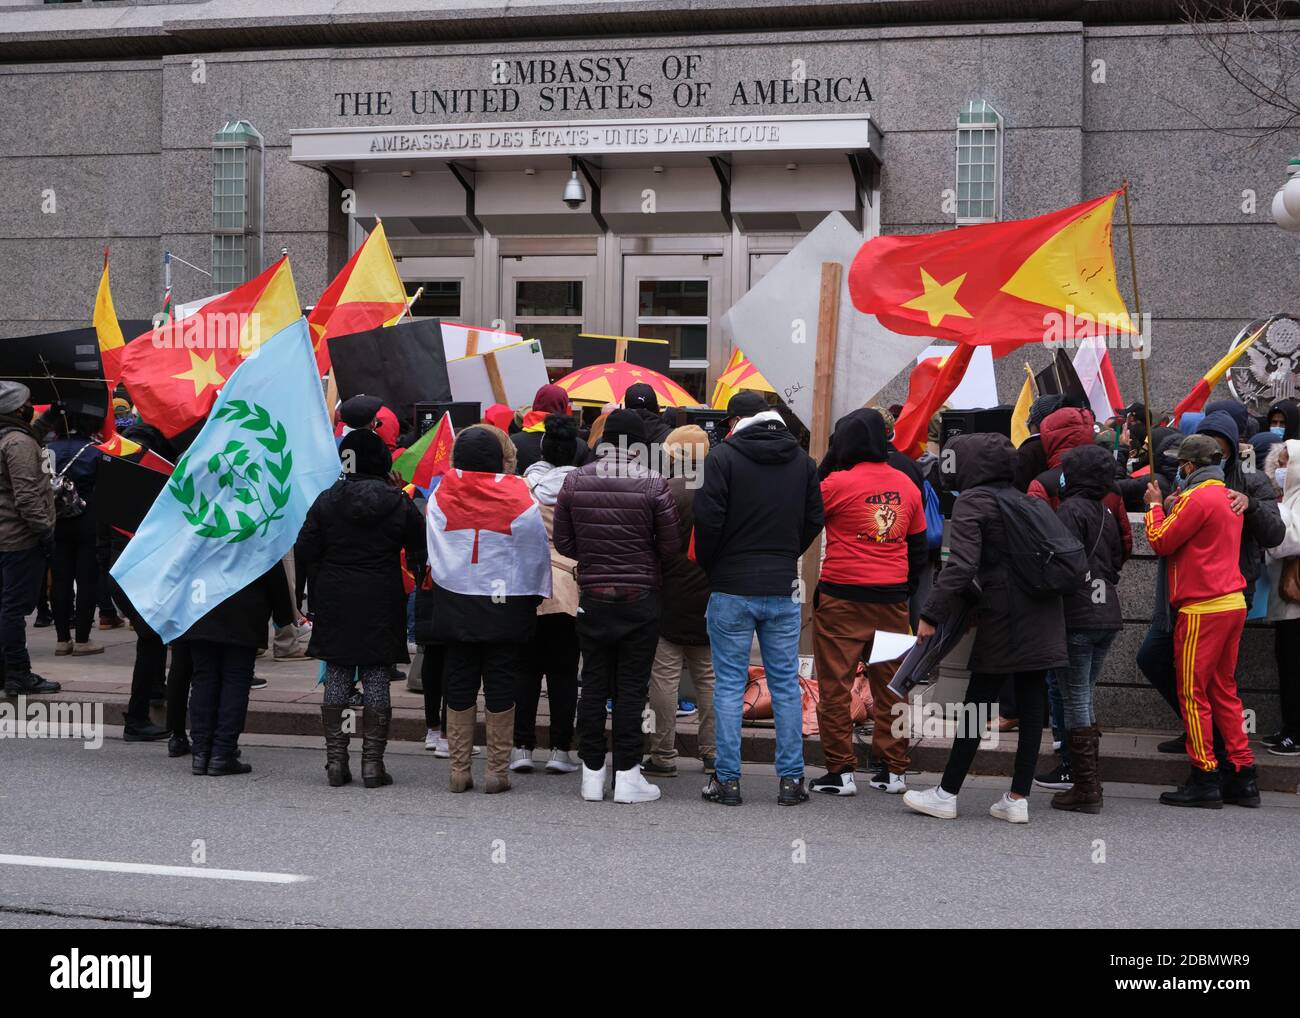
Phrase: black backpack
[{"left": 989, "top": 487, "right": 1088, "bottom": 597}]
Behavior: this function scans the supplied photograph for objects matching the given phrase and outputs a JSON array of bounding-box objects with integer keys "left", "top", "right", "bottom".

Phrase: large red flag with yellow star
[
  {"left": 848, "top": 190, "right": 1134, "bottom": 355},
  {"left": 119, "top": 257, "right": 301, "bottom": 437}
]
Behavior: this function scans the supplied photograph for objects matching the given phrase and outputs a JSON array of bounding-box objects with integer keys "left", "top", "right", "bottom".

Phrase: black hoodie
[
  {"left": 922, "top": 432, "right": 1067, "bottom": 673},
  {"left": 1269, "top": 400, "right": 1300, "bottom": 441},
  {"left": 694, "top": 412, "right": 824, "bottom": 596},
  {"left": 1056, "top": 444, "right": 1127, "bottom": 630}
]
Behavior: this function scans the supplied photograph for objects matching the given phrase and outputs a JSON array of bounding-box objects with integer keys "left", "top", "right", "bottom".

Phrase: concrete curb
[{"left": 28, "top": 689, "right": 1300, "bottom": 794}]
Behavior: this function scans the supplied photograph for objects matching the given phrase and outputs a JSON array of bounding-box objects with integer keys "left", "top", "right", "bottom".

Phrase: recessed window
[
  {"left": 955, "top": 100, "right": 1002, "bottom": 224},
  {"left": 405, "top": 280, "right": 460, "bottom": 320},
  {"left": 211, "top": 121, "right": 264, "bottom": 290},
  {"left": 516, "top": 280, "right": 584, "bottom": 364}
]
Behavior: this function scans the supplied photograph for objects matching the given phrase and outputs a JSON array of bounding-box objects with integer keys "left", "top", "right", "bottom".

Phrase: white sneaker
[
  {"left": 989, "top": 792, "right": 1029, "bottom": 824},
  {"left": 613, "top": 764, "right": 662, "bottom": 804},
  {"left": 868, "top": 769, "right": 907, "bottom": 794},
  {"left": 425, "top": 729, "right": 449, "bottom": 756},
  {"left": 581, "top": 765, "right": 607, "bottom": 802},
  {"left": 545, "top": 749, "right": 579, "bottom": 774},
  {"left": 407, "top": 641, "right": 418, "bottom": 656},
  {"left": 903, "top": 785, "right": 957, "bottom": 819},
  {"left": 509, "top": 747, "right": 535, "bottom": 773}
]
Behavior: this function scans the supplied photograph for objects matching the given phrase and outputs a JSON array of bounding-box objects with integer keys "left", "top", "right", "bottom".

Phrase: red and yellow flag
[
  {"left": 849, "top": 191, "right": 1133, "bottom": 355},
  {"left": 307, "top": 221, "right": 408, "bottom": 374},
  {"left": 891, "top": 345, "right": 975, "bottom": 458},
  {"left": 119, "top": 257, "right": 301, "bottom": 437},
  {"left": 94, "top": 248, "right": 126, "bottom": 384},
  {"left": 1172, "top": 320, "right": 1271, "bottom": 425}
]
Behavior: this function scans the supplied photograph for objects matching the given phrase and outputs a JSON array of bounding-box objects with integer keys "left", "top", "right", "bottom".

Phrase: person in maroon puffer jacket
[
  {"left": 1027, "top": 406, "right": 1133, "bottom": 557},
  {"left": 553, "top": 409, "right": 681, "bottom": 805}
]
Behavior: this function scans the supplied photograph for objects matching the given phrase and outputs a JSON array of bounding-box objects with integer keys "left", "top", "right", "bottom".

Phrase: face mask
[
  {"left": 1058, "top": 473, "right": 1066, "bottom": 492},
  {"left": 1176, "top": 469, "right": 1190, "bottom": 490},
  {"left": 1276, "top": 467, "right": 1288, "bottom": 490},
  {"left": 1272, "top": 427, "right": 1286, "bottom": 438}
]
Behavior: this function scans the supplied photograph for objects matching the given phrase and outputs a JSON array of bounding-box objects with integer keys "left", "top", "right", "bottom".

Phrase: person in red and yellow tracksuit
[{"left": 1143, "top": 434, "right": 1259, "bottom": 809}]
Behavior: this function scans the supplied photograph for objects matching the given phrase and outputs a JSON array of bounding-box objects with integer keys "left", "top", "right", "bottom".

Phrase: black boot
[
  {"left": 361, "top": 707, "right": 393, "bottom": 788},
  {"left": 4, "top": 671, "right": 61, "bottom": 696},
  {"left": 123, "top": 720, "right": 168, "bottom": 742},
  {"left": 208, "top": 756, "right": 252, "bottom": 776},
  {"left": 168, "top": 733, "right": 190, "bottom": 757},
  {"left": 1159, "top": 767, "right": 1223, "bottom": 808},
  {"left": 1222, "top": 763, "right": 1261, "bottom": 808},
  {"left": 191, "top": 752, "right": 210, "bottom": 776},
  {"left": 321, "top": 705, "right": 352, "bottom": 787}
]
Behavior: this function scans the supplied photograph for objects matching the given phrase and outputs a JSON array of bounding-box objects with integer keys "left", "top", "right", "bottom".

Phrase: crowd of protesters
[{"left": 1, "top": 370, "right": 1296, "bottom": 817}]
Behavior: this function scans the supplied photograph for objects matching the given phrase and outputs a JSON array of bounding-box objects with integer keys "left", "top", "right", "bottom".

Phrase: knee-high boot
[
  {"left": 321, "top": 704, "right": 351, "bottom": 787},
  {"left": 361, "top": 706, "right": 393, "bottom": 788},
  {"left": 485, "top": 706, "right": 515, "bottom": 794},
  {"left": 447, "top": 706, "right": 477, "bottom": 792},
  {"left": 1052, "top": 726, "right": 1102, "bottom": 813}
]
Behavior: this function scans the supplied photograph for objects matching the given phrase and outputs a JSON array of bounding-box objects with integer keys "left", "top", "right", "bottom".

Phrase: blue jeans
[
  {"left": 1045, "top": 670, "right": 1067, "bottom": 764},
  {"left": 707, "top": 593, "right": 804, "bottom": 783},
  {"left": 1060, "top": 629, "right": 1117, "bottom": 730},
  {"left": 0, "top": 546, "right": 45, "bottom": 674}
]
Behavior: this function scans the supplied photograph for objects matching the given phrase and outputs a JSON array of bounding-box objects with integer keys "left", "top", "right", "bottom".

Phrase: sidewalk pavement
[{"left": 15, "top": 620, "right": 1300, "bottom": 793}]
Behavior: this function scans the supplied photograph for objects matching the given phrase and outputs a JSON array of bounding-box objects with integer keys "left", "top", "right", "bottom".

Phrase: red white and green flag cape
[{"left": 426, "top": 469, "right": 552, "bottom": 598}]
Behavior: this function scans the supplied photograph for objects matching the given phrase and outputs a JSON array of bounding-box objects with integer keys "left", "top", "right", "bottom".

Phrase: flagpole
[{"left": 1120, "top": 181, "right": 1155, "bottom": 453}]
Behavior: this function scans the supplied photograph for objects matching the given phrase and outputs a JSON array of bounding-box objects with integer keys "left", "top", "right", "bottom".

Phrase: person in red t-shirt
[{"left": 810, "top": 409, "right": 927, "bottom": 797}]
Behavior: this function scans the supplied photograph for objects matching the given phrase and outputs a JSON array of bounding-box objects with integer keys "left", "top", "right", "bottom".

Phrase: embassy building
[
  {"left": 3, "top": 0, "right": 1298, "bottom": 409},
  {"left": 1, "top": 0, "right": 1298, "bottom": 730}
]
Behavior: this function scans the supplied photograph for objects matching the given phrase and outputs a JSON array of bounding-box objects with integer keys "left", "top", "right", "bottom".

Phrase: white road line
[{"left": 0, "top": 854, "right": 312, "bottom": 884}]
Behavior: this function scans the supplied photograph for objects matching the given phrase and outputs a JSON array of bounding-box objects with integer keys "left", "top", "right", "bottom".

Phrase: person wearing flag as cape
[
  {"left": 296, "top": 427, "right": 427, "bottom": 789},
  {"left": 426, "top": 425, "right": 551, "bottom": 795}
]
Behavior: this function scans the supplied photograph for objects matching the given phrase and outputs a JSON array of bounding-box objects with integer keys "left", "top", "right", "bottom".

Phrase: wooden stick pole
[
  {"left": 1120, "top": 181, "right": 1154, "bottom": 450},
  {"left": 799, "top": 261, "right": 842, "bottom": 651}
]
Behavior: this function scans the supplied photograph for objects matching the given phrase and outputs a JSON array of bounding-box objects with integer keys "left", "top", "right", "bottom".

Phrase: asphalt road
[{"left": 1, "top": 731, "right": 1296, "bottom": 928}]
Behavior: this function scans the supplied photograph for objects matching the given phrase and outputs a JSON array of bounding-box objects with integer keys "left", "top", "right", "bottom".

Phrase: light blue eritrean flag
[{"left": 111, "top": 318, "right": 340, "bottom": 643}]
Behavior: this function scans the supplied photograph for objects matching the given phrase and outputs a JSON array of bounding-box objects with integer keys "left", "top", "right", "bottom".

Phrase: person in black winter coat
[
  {"left": 1049, "top": 444, "right": 1129, "bottom": 814},
  {"left": 1267, "top": 399, "right": 1300, "bottom": 441},
  {"left": 904, "top": 431, "right": 1067, "bottom": 824},
  {"left": 296, "top": 428, "right": 426, "bottom": 789},
  {"left": 46, "top": 411, "right": 103, "bottom": 655},
  {"left": 622, "top": 382, "right": 673, "bottom": 445},
  {"left": 179, "top": 561, "right": 295, "bottom": 776},
  {"left": 693, "top": 392, "right": 823, "bottom": 807},
  {"left": 554, "top": 409, "right": 681, "bottom": 804}
]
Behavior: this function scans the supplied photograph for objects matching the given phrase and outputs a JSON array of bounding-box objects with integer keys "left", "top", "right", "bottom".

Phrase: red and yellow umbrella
[
  {"left": 554, "top": 362, "right": 698, "bottom": 408},
  {"left": 710, "top": 347, "right": 776, "bottom": 409}
]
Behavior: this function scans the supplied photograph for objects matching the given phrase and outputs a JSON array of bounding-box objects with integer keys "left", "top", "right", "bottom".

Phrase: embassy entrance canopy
[{"left": 289, "top": 114, "right": 882, "bottom": 236}]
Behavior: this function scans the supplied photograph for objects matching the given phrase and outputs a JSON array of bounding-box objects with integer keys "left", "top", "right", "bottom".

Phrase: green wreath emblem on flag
[{"left": 169, "top": 400, "right": 293, "bottom": 543}]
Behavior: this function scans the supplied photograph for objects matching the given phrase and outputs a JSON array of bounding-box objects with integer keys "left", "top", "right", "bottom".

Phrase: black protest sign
[
  {"left": 94, "top": 452, "right": 169, "bottom": 536},
  {"left": 327, "top": 318, "right": 452, "bottom": 424}
]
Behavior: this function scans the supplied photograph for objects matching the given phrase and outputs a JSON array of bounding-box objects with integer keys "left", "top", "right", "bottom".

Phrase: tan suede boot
[
  {"left": 484, "top": 707, "right": 515, "bottom": 794},
  {"left": 447, "top": 706, "right": 477, "bottom": 793}
]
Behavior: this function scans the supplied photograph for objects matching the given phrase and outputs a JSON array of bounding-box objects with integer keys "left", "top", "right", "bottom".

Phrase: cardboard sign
[
  {"left": 447, "top": 340, "right": 549, "bottom": 410},
  {"left": 439, "top": 322, "right": 521, "bottom": 361},
  {"left": 917, "top": 344, "right": 999, "bottom": 409},
  {"left": 327, "top": 318, "right": 452, "bottom": 420},
  {"left": 721, "top": 212, "right": 934, "bottom": 427}
]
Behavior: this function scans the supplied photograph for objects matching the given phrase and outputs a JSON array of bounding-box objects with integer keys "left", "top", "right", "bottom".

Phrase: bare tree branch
[{"left": 1173, "top": 1, "right": 1300, "bottom": 148}]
